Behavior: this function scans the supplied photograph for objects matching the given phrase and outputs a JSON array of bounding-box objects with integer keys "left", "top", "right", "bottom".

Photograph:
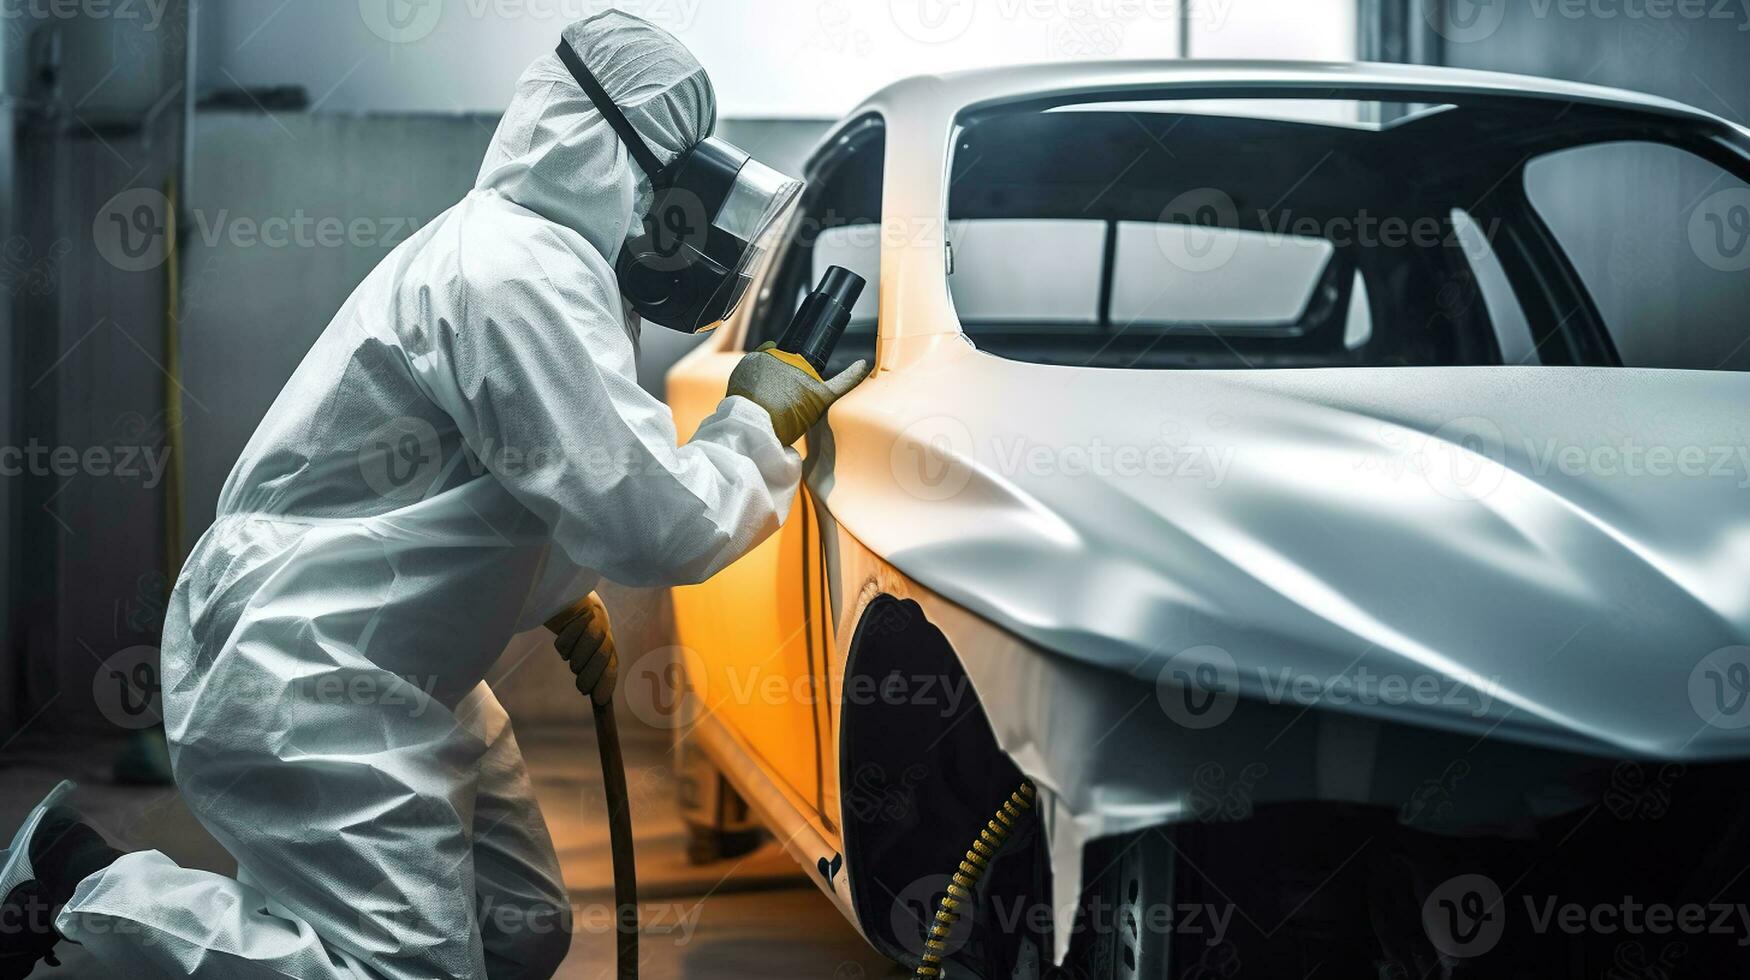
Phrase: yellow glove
[
  {"left": 726, "top": 342, "right": 870, "bottom": 446},
  {"left": 546, "top": 592, "right": 617, "bottom": 708}
]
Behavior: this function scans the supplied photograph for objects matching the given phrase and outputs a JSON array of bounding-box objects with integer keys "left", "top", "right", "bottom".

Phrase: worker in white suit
[{"left": 0, "top": 11, "right": 864, "bottom": 979}]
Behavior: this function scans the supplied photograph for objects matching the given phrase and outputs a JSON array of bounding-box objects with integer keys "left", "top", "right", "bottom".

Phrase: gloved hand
[
  {"left": 726, "top": 343, "right": 870, "bottom": 446},
  {"left": 546, "top": 592, "right": 617, "bottom": 708}
]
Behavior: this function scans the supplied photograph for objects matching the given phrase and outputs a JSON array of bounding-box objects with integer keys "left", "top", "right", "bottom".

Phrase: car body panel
[
  {"left": 667, "top": 349, "right": 829, "bottom": 827},
  {"left": 664, "top": 59, "right": 1750, "bottom": 966},
  {"left": 820, "top": 349, "right": 1750, "bottom": 761}
]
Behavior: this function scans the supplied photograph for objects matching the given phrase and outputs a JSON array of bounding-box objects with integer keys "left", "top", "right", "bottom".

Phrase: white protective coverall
[{"left": 55, "top": 12, "right": 799, "bottom": 979}]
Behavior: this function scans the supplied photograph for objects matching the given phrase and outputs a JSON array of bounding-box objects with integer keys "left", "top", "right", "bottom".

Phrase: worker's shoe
[{"left": 0, "top": 781, "right": 118, "bottom": 979}]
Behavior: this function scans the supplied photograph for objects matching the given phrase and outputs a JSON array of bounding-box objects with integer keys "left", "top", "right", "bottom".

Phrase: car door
[
  {"left": 664, "top": 116, "right": 886, "bottom": 826},
  {"left": 665, "top": 272, "right": 823, "bottom": 820}
]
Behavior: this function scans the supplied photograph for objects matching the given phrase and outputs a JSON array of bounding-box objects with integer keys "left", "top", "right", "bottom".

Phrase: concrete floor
[{"left": 1, "top": 723, "right": 907, "bottom": 979}]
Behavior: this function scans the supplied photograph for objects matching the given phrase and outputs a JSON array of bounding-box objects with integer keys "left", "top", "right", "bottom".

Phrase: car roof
[
  {"left": 813, "top": 59, "right": 1740, "bottom": 161},
  {"left": 794, "top": 59, "right": 1748, "bottom": 359}
]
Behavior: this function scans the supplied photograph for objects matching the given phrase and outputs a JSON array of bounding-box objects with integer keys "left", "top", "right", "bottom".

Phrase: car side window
[
  {"left": 745, "top": 117, "right": 885, "bottom": 375},
  {"left": 1525, "top": 141, "right": 1750, "bottom": 372}
]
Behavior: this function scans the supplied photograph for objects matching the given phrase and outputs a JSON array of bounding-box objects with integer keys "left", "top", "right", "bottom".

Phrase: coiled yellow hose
[{"left": 914, "top": 781, "right": 1037, "bottom": 978}]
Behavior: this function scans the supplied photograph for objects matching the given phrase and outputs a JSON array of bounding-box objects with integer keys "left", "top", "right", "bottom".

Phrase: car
[{"left": 656, "top": 59, "right": 1750, "bottom": 978}]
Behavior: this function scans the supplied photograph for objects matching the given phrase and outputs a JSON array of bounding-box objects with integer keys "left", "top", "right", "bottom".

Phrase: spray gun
[{"left": 768, "top": 265, "right": 866, "bottom": 379}]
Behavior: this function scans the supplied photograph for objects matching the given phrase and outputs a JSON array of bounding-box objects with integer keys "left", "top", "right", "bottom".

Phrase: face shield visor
[{"left": 556, "top": 39, "right": 803, "bottom": 334}]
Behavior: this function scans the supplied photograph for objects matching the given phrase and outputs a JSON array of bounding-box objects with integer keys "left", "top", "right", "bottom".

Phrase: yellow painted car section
[{"left": 666, "top": 349, "right": 824, "bottom": 817}]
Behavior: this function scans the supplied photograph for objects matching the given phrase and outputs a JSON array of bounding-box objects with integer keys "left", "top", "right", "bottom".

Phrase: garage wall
[
  {"left": 177, "top": 111, "right": 829, "bottom": 545},
  {"left": 171, "top": 111, "right": 828, "bottom": 726}
]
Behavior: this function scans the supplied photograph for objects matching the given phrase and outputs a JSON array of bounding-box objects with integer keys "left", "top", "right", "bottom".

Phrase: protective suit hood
[{"left": 476, "top": 11, "right": 717, "bottom": 264}]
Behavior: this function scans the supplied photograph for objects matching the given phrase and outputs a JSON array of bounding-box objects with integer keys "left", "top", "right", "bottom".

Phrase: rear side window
[
  {"left": 1526, "top": 141, "right": 1750, "bottom": 372},
  {"left": 944, "top": 97, "right": 1750, "bottom": 371},
  {"left": 943, "top": 100, "right": 1516, "bottom": 369},
  {"left": 947, "top": 219, "right": 1105, "bottom": 325},
  {"left": 1109, "top": 222, "right": 1335, "bottom": 328}
]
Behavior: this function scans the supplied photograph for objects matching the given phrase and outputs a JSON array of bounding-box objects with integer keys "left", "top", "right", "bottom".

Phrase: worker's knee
[{"left": 481, "top": 898, "right": 572, "bottom": 980}]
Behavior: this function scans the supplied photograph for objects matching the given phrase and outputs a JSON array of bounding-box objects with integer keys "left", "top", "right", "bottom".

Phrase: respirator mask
[{"left": 556, "top": 38, "right": 803, "bottom": 334}]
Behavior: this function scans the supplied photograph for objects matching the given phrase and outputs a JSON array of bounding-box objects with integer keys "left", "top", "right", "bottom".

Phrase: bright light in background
[
  {"left": 1190, "top": 0, "right": 1356, "bottom": 60},
  {"left": 203, "top": 0, "right": 1357, "bottom": 118}
]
